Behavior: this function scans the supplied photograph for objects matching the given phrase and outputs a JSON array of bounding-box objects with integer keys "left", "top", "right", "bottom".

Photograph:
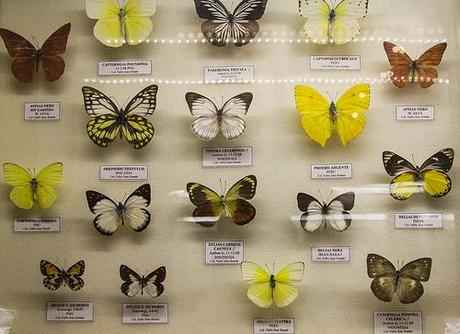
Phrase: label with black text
[
  {"left": 254, "top": 318, "right": 295, "bottom": 334},
  {"left": 203, "top": 147, "right": 252, "bottom": 168},
  {"left": 14, "top": 217, "right": 61, "bottom": 233},
  {"left": 122, "top": 304, "right": 168, "bottom": 324},
  {"left": 24, "top": 102, "right": 60, "bottom": 121},
  {"left": 311, "top": 55, "right": 361, "bottom": 70},
  {"left": 311, "top": 246, "right": 350, "bottom": 263},
  {"left": 204, "top": 65, "right": 254, "bottom": 82},
  {"left": 47, "top": 302, "right": 93, "bottom": 322},
  {"left": 205, "top": 240, "right": 244, "bottom": 265},
  {"left": 396, "top": 105, "right": 434, "bottom": 121},
  {"left": 374, "top": 311, "right": 422, "bottom": 334},
  {"left": 100, "top": 165, "right": 148, "bottom": 181},
  {"left": 98, "top": 60, "right": 152, "bottom": 76},
  {"left": 311, "top": 163, "right": 352, "bottom": 179},
  {"left": 395, "top": 213, "right": 443, "bottom": 229}
]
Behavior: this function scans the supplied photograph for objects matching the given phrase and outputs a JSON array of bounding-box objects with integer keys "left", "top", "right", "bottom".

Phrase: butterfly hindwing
[
  {"left": 120, "top": 265, "right": 166, "bottom": 298},
  {"left": 40, "top": 260, "right": 85, "bottom": 291}
]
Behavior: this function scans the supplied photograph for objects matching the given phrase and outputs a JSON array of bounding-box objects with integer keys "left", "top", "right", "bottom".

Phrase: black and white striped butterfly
[
  {"left": 120, "top": 265, "right": 166, "bottom": 298},
  {"left": 297, "top": 192, "right": 355, "bottom": 232},
  {"left": 194, "top": 0, "right": 268, "bottom": 47},
  {"left": 186, "top": 92, "right": 253, "bottom": 141},
  {"left": 85, "top": 184, "right": 151, "bottom": 236},
  {"left": 40, "top": 260, "right": 85, "bottom": 291}
]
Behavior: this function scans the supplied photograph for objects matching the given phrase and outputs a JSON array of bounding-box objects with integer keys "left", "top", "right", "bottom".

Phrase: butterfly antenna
[
  {"left": 224, "top": 181, "right": 227, "bottom": 194},
  {"left": 318, "top": 189, "right": 324, "bottom": 203},
  {"left": 411, "top": 153, "right": 417, "bottom": 167},
  {"left": 32, "top": 35, "right": 40, "bottom": 49},
  {"left": 325, "top": 190, "right": 334, "bottom": 204},
  {"left": 219, "top": 178, "right": 224, "bottom": 195}
]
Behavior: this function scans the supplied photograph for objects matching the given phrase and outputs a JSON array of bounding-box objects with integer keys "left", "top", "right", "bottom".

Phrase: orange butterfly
[
  {"left": 0, "top": 23, "right": 71, "bottom": 83},
  {"left": 383, "top": 41, "right": 447, "bottom": 89}
]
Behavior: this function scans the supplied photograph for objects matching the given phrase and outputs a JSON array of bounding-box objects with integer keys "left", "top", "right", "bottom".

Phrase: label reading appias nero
[
  {"left": 47, "top": 302, "right": 93, "bottom": 322},
  {"left": 98, "top": 60, "right": 152, "bottom": 76},
  {"left": 202, "top": 147, "right": 252, "bottom": 168},
  {"left": 253, "top": 318, "right": 295, "bottom": 334},
  {"left": 204, "top": 65, "right": 254, "bottom": 82},
  {"left": 311, "top": 247, "right": 350, "bottom": 263},
  {"left": 24, "top": 102, "right": 60, "bottom": 121},
  {"left": 311, "top": 163, "right": 352, "bottom": 179},
  {"left": 205, "top": 240, "right": 244, "bottom": 265},
  {"left": 374, "top": 311, "right": 422, "bottom": 334},
  {"left": 14, "top": 217, "right": 61, "bottom": 233},
  {"left": 396, "top": 105, "right": 434, "bottom": 121},
  {"left": 100, "top": 165, "right": 148, "bottom": 181},
  {"left": 122, "top": 304, "right": 168, "bottom": 324}
]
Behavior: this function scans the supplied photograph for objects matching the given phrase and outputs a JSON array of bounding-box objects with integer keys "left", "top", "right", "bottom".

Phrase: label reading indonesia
[
  {"left": 14, "top": 217, "right": 61, "bottom": 233},
  {"left": 395, "top": 213, "right": 443, "bottom": 229},
  {"left": 396, "top": 105, "right": 434, "bottom": 121},
  {"left": 98, "top": 60, "right": 152, "bottom": 76},
  {"left": 311, "top": 163, "right": 352, "bottom": 179},
  {"left": 100, "top": 165, "right": 148, "bottom": 181},
  {"left": 204, "top": 65, "right": 254, "bottom": 82},
  {"left": 374, "top": 311, "right": 422, "bottom": 334},
  {"left": 202, "top": 147, "right": 252, "bottom": 168},
  {"left": 24, "top": 102, "right": 60, "bottom": 121},
  {"left": 47, "top": 302, "right": 93, "bottom": 322},
  {"left": 253, "top": 318, "right": 295, "bottom": 334},
  {"left": 122, "top": 304, "right": 168, "bottom": 324},
  {"left": 311, "top": 246, "right": 350, "bottom": 263},
  {"left": 205, "top": 240, "right": 244, "bottom": 265},
  {"left": 310, "top": 55, "right": 361, "bottom": 70}
]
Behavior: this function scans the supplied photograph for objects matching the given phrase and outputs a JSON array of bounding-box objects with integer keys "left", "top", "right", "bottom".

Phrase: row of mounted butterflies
[
  {"left": 2, "top": 148, "right": 454, "bottom": 233},
  {"left": 40, "top": 254, "right": 432, "bottom": 305}
]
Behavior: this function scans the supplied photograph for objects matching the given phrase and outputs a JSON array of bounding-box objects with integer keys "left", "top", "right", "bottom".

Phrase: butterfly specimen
[
  {"left": 299, "top": 0, "right": 368, "bottom": 44},
  {"left": 86, "top": 184, "right": 151, "bottom": 236},
  {"left": 297, "top": 192, "right": 355, "bottom": 232},
  {"left": 383, "top": 41, "right": 447, "bottom": 88},
  {"left": 3, "top": 162, "right": 63, "bottom": 210},
  {"left": 193, "top": 0, "right": 268, "bottom": 47},
  {"left": 186, "top": 92, "right": 253, "bottom": 141},
  {"left": 383, "top": 148, "right": 454, "bottom": 200},
  {"left": 82, "top": 85, "right": 158, "bottom": 149},
  {"left": 120, "top": 265, "right": 166, "bottom": 298},
  {"left": 40, "top": 260, "right": 85, "bottom": 291},
  {"left": 294, "top": 84, "right": 370, "bottom": 147},
  {"left": 0, "top": 23, "right": 71, "bottom": 83},
  {"left": 85, "top": 0, "right": 156, "bottom": 47},
  {"left": 367, "top": 254, "right": 432, "bottom": 304},
  {"left": 187, "top": 175, "right": 257, "bottom": 227},
  {"left": 241, "top": 261, "right": 305, "bottom": 308}
]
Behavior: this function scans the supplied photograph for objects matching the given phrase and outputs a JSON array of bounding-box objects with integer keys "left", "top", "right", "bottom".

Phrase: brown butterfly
[
  {"left": 0, "top": 23, "right": 71, "bottom": 83},
  {"left": 383, "top": 41, "right": 447, "bottom": 89}
]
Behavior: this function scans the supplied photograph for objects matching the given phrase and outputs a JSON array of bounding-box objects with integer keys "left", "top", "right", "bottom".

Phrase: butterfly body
[{"left": 40, "top": 260, "right": 85, "bottom": 291}]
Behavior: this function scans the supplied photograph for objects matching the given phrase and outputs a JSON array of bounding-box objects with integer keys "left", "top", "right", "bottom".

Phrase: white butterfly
[
  {"left": 299, "top": 0, "right": 368, "bottom": 44},
  {"left": 185, "top": 92, "right": 253, "bottom": 141},
  {"left": 85, "top": 184, "right": 151, "bottom": 236}
]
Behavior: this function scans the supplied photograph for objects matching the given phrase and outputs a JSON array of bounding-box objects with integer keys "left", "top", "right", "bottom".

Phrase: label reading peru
[
  {"left": 122, "top": 304, "right": 168, "bottom": 324},
  {"left": 374, "top": 311, "right": 423, "bottom": 334},
  {"left": 395, "top": 213, "right": 443, "bottom": 229},
  {"left": 100, "top": 165, "right": 148, "bottom": 181},
  {"left": 205, "top": 240, "right": 244, "bottom": 265},
  {"left": 396, "top": 105, "right": 435, "bottom": 121},
  {"left": 98, "top": 60, "right": 152, "bottom": 76},
  {"left": 202, "top": 147, "right": 252, "bottom": 168},
  {"left": 254, "top": 318, "right": 295, "bottom": 334},
  {"left": 24, "top": 102, "right": 60, "bottom": 121},
  {"left": 47, "top": 301, "right": 93, "bottom": 322},
  {"left": 311, "top": 163, "right": 352, "bottom": 179},
  {"left": 204, "top": 65, "right": 254, "bottom": 82},
  {"left": 311, "top": 246, "right": 350, "bottom": 263},
  {"left": 310, "top": 55, "right": 361, "bottom": 70},
  {"left": 14, "top": 217, "right": 61, "bottom": 233}
]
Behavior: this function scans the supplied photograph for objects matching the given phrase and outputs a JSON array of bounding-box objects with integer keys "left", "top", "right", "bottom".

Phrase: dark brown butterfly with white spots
[
  {"left": 120, "top": 265, "right": 166, "bottom": 298},
  {"left": 40, "top": 260, "right": 85, "bottom": 291}
]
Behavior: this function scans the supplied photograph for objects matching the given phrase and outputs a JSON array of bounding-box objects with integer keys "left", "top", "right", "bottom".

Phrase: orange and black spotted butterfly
[
  {"left": 40, "top": 260, "right": 85, "bottom": 291},
  {"left": 383, "top": 41, "right": 447, "bottom": 89},
  {"left": 0, "top": 23, "right": 71, "bottom": 83}
]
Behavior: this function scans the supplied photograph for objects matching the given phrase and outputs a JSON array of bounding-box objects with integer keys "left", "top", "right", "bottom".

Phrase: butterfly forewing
[
  {"left": 82, "top": 86, "right": 120, "bottom": 117},
  {"left": 419, "top": 148, "right": 454, "bottom": 173},
  {"left": 382, "top": 151, "right": 417, "bottom": 176},
  {"left": 124, "top": 85, "right": 158, "bottom": 117}
]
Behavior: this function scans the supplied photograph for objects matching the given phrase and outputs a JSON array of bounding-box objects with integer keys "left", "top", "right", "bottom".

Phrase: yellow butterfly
[
  {"left": 85, "top": 0, "right": 156, "bottom": 47},
  {"left": 294, "top": 84, "right": 370, "bottom": 147},
  {"left": 241, "top": 261, "right": 305, "bottom": 308},
  {"left": 3, "top": 162, "right": 63, "bottom": 210}
]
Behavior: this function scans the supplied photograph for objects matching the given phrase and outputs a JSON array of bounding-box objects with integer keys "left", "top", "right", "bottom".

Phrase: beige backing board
[{"left": 0, "top": 0, "right": 459, "bottom": 333}]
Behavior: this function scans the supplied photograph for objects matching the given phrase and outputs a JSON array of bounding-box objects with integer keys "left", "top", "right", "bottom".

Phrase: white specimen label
[
  {"left": 310, "top": 55, "right": 361, "bottom": 70},
  {"left": 396, "top": 105, "right": 434, "bottom": 121},
  {"left": 205, "top": 240, "right": 244, "bottom": 265},
  {"left": 24, "top": 102, "right": 60, "bottom": 121},
  {"left": 254, "top": 318, "right": 295, "bottom": 334},
  {"left": 100, "top": 165, "right": 148, "bottom": 181},
  {"left": 98, "top": 60, "right": 152, "bottom": 76},
  {"left": 374, "top": 311, "right": 422, "bottom": 334},
  {"left": 311, "top": 163, "right": 352, "bottom": 179},
  {"left": 122, "top": 304, "right": 168, "bottom": 324},
  {"left": 47, "top": 302, "right": 93, "bottom": 322},
  {"left": 14, "top": 217, "right": 61, "bottom": 233},
  {"left": 311, "top": 246, "right": 350, "bottom": 263},
  {"left": 202, "top": 147, "right": 253, "bottom": 168},
  {"left": 395, "top": 213, "right": 443, "bottom": 229},
  {"left": 204, "top": 65, "right": 254, "bottom": 82}
]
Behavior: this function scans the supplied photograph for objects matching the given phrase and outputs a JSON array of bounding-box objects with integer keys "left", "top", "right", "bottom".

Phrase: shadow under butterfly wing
[
  {"left": 85, "top": 190, "right": 120, "bottom": 236},
  {"left": 122, "top": 184, "right": 151, "bottom": 232}
]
